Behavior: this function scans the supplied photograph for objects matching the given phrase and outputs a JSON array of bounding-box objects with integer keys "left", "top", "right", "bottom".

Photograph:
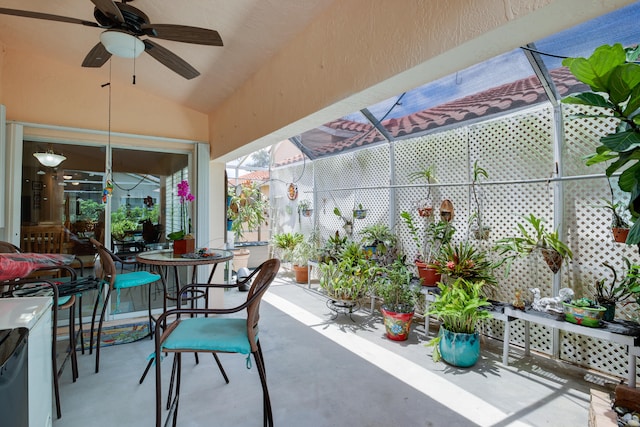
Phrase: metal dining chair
[
  {"left": 153, "top": 258, "right": 280, "bottom": 427},
  {"left": 89, "top": 238, "right": 161, "bottom": 373}
]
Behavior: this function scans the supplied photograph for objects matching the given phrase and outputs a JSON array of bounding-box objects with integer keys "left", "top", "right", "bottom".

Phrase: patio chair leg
[
  {"left": 253, "top": 349, "right": 273, "bottom": 427},
  {"left": 89, "top": 284, "right": 104, "bottom": 355},
  {"left": 139, "top": 358, "right": 153, "bottom": 384},
  {"left": 94, "top": 287, "right": 113, "bottom": 373},
  {"left": 172, "top": 353, "right": 182, "bottom": 427},
  {"left": 78, "top": 294, "right": 85, "bottom": 355},
  {"left": 166, "top": 355, "right": 178, "bottom": 410},
  {"left": 212, "top": 353, "right": 229, "bottom": 384}
]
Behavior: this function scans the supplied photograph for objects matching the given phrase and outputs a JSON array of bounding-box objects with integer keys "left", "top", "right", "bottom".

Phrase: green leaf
[
  {"left": 585, "top": 150, "right": 617, "bottom": 166},
  {"left": 601, "top": 130, "right": 640, "bottom": 152},
  {"left": 626, "top": 220, "right": 640, "bottom": 245},
  {"left": 608, "top": 64, "right": 640, "bottom": 105},
  {"left": 624, "top": 84, "right": 640, "bottom": 117},
  {"left": 563, "top": 44, "right": 626, "bottom": 92},
  {"left": 617, "top": 162, "right": 640, "bottom": 193},
  {"left": 562, "top": 93, "right": 612, "bottom": 108}
]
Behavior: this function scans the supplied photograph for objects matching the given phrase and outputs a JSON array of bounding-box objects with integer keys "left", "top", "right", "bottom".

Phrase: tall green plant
[
  {"left": 227, "top": 181, "right": 269, "bottom": 240},
  {"left": 562, "top": 43, "right": 640, "bottom": 244}
]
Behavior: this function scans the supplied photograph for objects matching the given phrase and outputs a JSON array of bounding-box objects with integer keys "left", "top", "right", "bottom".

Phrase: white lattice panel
[{"left": 271, "top": 102, "right": 640, "bottom": 381}]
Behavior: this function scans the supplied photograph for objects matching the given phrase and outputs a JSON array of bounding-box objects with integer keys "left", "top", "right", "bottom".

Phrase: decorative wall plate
[{"left": 287, "top": 183, "right": 298, "bottom": 200}]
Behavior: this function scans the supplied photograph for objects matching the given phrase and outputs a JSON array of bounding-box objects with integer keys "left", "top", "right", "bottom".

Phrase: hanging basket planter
[
  {"left": 353, "top": 209, "right": 367, "bottom": 219},
  {"left": 300, "top": 208, "right": 313, "bottom": 217},
  {"left": 417, "top": 198, "right": 434, "bottom": 217},
  {"left": 439, "top": 199, "right": 454, "bottom": 223},
  {"left": 612, "top": 227, "right": 629, "bottom": 243},
  {"left": 541, "top": 247, "right": 563, "bottom": 274}
]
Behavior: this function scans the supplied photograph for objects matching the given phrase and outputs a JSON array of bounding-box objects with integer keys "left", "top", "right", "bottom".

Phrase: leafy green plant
[
  {"left": 400, "top": 211, "right": 455, "bottom": 263},
  {"left": 561, "top": 43, "right": 640, "bottom": 244},
  {"left": 227, "top": 181, "right": 269, "bottom": 240},
  {"left": 494, "top": 214, "right": 573, "bottom": 276},
  {"left": 291, "top": 237, "right": 321, "bottom": 267},
  {"left": 374, "top": 255, "right": 421, "bottom": 313},
  {"left": 599, "top": 197, "right": 630, "bottom": 229},
  {"left": 426, "top": 278, "right": 492, "bottom": 361},
  {"left": 271, "top": 232, "right": 303, "bottom": 263},
  {"left": 595, "top": 258, "right": 640, "bottom": 305},
  {"left": 469, "top": 160, "right": 490, "bottom": 239},
  {"left": 318, "top": 242, "right": 374, "bottom": 301},
  {"left": 430, "top": 241, "right": 497, "bottom": 286},
  {"left": 298, "top": 200, "right": 312, "bottom": 212},
  {"left": 359, "top": 224, "right": 397, "bottom": 255}
]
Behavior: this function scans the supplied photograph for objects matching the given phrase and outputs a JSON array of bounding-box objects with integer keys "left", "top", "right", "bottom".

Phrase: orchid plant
[{"left": 167, "top": 179, "right": 194, "bottom": 241}]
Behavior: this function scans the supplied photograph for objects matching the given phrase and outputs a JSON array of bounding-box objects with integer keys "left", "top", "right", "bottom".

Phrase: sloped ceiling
[{"left": 0, "top": 0, "right": 335, "bottom": 114}]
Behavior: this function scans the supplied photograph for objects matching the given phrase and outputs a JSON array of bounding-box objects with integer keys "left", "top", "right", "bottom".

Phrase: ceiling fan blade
[
  {"left": 90, "top": 0, "right": 124, "bottom": 23},
  {"left": 82, "top": 42, "right": 112, "bottom": 68},
  {"left": 141, "top": 24, "right": 223, "bottom": 46},
  {"left": 0, "top": 7, "right": 99, "bottom": 27},
  {"left": 143, "top": 40, "right": 200, "bottom": 80}
]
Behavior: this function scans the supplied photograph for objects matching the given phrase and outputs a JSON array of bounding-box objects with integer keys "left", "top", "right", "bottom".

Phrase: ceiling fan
[{"left": 0, "top": 0, "right": 223, "bottom": 79}]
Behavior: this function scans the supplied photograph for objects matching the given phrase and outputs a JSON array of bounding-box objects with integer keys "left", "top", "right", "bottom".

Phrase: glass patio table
[{"left": 136, "top": 248, "right": 234, "bottom": 309}]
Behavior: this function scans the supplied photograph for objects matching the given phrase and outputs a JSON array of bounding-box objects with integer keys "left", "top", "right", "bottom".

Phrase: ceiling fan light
[
  {"left": 100, "top": 30, "right": 144, "bottom": 59},
  {"left": 33, "top": 150, "right": 66, "bottom": 168}
]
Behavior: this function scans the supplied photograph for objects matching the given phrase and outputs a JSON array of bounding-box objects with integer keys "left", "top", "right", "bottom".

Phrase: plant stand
[{"left": 326, "top": 298, "right": 360, "bottom": 321}]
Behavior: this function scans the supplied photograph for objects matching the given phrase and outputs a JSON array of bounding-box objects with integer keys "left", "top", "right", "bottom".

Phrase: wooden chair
[
  {"left": 153, "top": 258, "right": 280, "bottom": 427},
  {"left": 20, "top": 225, "right": 68, "bottom": 254}
]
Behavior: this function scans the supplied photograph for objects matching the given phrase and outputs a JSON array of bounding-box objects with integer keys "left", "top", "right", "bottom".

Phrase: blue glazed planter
[{"left": 438, "top": 327, "right": 480, "bottom": 368}]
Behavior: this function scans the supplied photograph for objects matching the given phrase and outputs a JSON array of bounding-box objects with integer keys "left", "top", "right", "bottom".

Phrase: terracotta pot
[
  {"left": 612, "top": 227, "right": 629, "bottom": 243},
  {"left": 173, "top": 238, "right": 195, "bottom": 255},
  {"left": 232, "top": 249, "right": 250, "bottom": 270},
  {"left": 293, "top": 264, "right": 309, "bottom": 284},
  {"left": 415, "top": 261, "right": 441, "bottom": 286},
  {"left": 380, "top": 306, "right": 414, "bottom": 341}
]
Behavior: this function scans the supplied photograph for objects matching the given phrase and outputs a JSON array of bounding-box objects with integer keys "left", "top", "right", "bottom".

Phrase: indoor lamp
[{"left": 33, "top": 149, "right": 66, "bottom": 168}]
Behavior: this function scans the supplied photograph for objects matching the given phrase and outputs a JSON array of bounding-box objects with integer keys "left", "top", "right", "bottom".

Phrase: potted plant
[
  {"left": 599, "top": 188, "right": 631, "bottom": 244},
  {"left": 298, "top": 200, "right": 313, "bottom": 218},
  {"left": 352, "top": 203, "right": 368, "bottom": 220},
  {"left": 167, "top": 179, "right": 195, "bottom": 255},
  {"left": 374, "top": 255, "right": 422, "bottom": 341},
  {"left": 319, "top": 231, "right": 348, "bottom": 264},
  {"left": 494, "top": 214, "right": 573, "bottom": 276},
  {"left": 594, "top": 258, "right": 640, "bottom": 321},
  {"left": 318, "top": 242, "right": 373, "bottom": 302},
  {"left": 271, "top": 232, "right": 303, "bottom": 264},
  {"left": 228, "top": 181, "right": 269, "bottom": 268},
  {"left": 562, "top": 297, "right": 607, "bottom": 328},
  {"left": 291, "top": 238, "right": 317, "bottom": 283},
  {"left": 358, "top": 223, "right": 397, "bottom": 260},
  {"left": 427, "top": 278, "right": 493, "bottom": 367},
  {"left": 430, "top": 241, "right": 497, "bottom": 288},
  {"left": 469, "top": 160, "right": 491, "bottom": 240},
  {"left": 408, "top": 165, "right": 436, "bottom": 217},
  {"left": 562, "top": 43, "right": 640, "bottom": 244},
  {"left": 400, "top": 211, "right": 455, "bottom": 286}
]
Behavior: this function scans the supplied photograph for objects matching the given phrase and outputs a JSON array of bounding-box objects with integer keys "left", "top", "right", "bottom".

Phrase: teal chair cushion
[
  {"left": 113, "top": 271, "right": 160, "bottom": 289},
  {"left": 161, "top": 318, "right": 255, "bottom": 355},
  {"left": 58, "top": 295, "right": 72, "bottom": 306}
]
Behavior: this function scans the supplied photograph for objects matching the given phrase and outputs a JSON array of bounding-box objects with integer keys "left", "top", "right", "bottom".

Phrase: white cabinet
[{"left": 0, "top": 297, "right": 53, "bottom": 427}]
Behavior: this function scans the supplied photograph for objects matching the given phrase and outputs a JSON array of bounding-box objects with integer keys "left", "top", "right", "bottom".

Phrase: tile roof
[{"left": 277, "top": 66, "right": 587, "bottom": 163}]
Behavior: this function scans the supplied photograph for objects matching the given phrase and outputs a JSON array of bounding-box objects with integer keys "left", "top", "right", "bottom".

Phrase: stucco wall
[
  {"left": 0, "top": 48, "right": 208, "bottom": 142},
  {"left": 209, "top": 0, "right": 635, "bottom": 161}
]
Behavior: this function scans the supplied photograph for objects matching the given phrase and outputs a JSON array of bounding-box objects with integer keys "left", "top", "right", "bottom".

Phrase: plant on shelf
[
  {"left": 494, "top": 213, "right": 573, "bottom": 276},
  {"left": 318, "top": 242, "right": 374, "bottom": 302},
  {"left": 594, "top": 258, "right": 640, "bottom": 320},
  {"left": 427, "top": 278, "right": 492, "bottom": 367},
  {"left": 358, "top": 223, "right": 397, "bottom": 262},
  {"left": 271, "top": 232, "right": 303, "bottom": 263},
  {"left": 562, "top": 43, "right": 640, "bottom": 244},
  {"left": 400, "top": 210, "right": 455, "bottom": 286},
  {"left": 469, "top": 160, "right": 491, "bottom": 240},
  {"left": 319, "top": 231, "right": 349, "bottom": 264},
  {"left": 374, "top": 255, "right": 422, "bottom": 341},
  {"left": 298, "top": 200, "right": 313, "bottom": 217},
  {"left": 430, "top": 241, "right": 497, "bottom": 288},
  {"left": 167, "top": 179, "right": 195, "bottom": 254},
  {"left": 408, "top": 165, "right": 437, "bottom": 217},
  {"left": 227, "top": 181, "right": 269, "bottom": 241},
  {"left": 562, "top": 297, "right": 607, "bottom": 328}
]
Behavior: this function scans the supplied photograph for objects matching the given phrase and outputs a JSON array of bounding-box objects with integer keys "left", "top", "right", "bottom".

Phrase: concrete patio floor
[{"left": 53, "top": 269, "right": 620, "bottom": 426}]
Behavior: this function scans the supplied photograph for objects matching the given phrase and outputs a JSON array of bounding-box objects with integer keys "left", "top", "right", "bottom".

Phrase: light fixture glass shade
[
  {"left": 33, "top": 151, "right": 66, "bottom": 168},
  {"left": 100, "top": 30, "right": 144, "bottom": 59}
]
